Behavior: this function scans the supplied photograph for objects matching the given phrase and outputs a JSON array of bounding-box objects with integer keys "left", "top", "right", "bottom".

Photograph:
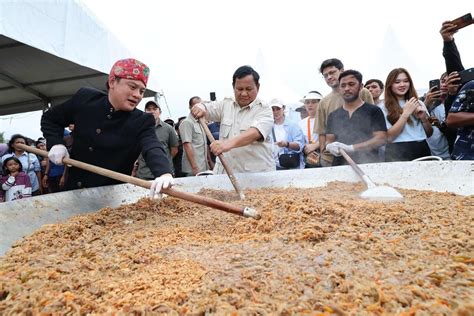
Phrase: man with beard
[
  {"left": 325, "top": 70, "right": 387, "bottom": 166},
  {"left": 315, "top": 58, "right": 374, "bottom": 166}
]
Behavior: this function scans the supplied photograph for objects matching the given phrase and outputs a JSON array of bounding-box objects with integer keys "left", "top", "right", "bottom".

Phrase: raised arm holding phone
[{"left": 440, "top": 13, "right": 472, "bottom": 74}]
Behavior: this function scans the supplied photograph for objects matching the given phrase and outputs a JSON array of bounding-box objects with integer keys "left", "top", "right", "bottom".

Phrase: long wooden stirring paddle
[
  {"left": 198, "top": 117, "right": 246, "bottom": 200},
  {"left": 18, "top": 144, "right": 260, "bottom": 219}
]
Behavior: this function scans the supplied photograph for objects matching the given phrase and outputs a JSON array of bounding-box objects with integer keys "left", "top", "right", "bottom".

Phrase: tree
[{"left": 0, "top": 132, "right": 4, "bottom": 143}]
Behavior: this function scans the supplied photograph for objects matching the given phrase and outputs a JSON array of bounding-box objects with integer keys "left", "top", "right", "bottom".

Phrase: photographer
[{"left": 446, "top": 80, "right": 474, "bottom": 160}]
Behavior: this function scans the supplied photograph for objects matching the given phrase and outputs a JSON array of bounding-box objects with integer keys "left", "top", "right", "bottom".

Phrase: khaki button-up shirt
[
  {"left": 179, "top": 114, "right": 209, "bottom": 174},
  {"left": 136, "top": 119, "right": 178, "bottom": 179},
  {"left": 205, "top": 97, "right": 275, "bottom": 174}
]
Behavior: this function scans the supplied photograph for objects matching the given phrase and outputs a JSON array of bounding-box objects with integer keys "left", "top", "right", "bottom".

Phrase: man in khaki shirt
[
  {"left": 191, "top": 65, "right": 274, "bottom": 174},
  {"left": 180, "top": 96, "right": 210, "bottom": 176},
  {"left": 315, "top": 58, "right": 374, "bottom": 166},
  {"left": 135, "top": 100, "right": 179, "bottom": 178}
]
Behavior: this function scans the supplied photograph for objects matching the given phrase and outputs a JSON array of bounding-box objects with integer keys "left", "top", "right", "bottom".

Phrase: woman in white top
[
  {"left": 298, "top": 91, "right": 322, "bottom": 167},
  {"left": 380, "top": 68, "right": 433, "bottom": 161}
]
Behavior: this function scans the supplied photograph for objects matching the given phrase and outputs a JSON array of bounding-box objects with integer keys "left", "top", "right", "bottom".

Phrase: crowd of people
[
  {"left": 0, "top": 20, "right": 472, "bottom": 202},
  {"left": 0, "top": 131, "right": 70, "bottom": 201}
]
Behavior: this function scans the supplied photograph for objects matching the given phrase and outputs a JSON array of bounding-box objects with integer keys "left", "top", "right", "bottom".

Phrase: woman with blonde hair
[{"left": 380, "top": 68, "right": 433, "bottom": 161}]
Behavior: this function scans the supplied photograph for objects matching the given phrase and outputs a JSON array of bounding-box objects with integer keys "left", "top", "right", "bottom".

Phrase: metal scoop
[{"left": 340, "top": 149, "right": 403, "bottom": 201}]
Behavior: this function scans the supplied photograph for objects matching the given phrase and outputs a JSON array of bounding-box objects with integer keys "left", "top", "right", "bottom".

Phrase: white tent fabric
[
  {"left": 255, "top": 49, "right": 304, "bottom": 122},
  {"left": 0, "top": 0, "right": 158, "bottom": 116}
]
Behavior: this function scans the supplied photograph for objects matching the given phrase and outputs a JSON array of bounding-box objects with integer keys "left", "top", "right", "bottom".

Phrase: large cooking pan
[{"left": 1, "top": 161, "right": 472, "bottom": 255}]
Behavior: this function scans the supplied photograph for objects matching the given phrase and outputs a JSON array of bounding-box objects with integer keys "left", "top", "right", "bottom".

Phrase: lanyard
[{"left": 307, "top": 118, "right": 312, "bottom": 143}]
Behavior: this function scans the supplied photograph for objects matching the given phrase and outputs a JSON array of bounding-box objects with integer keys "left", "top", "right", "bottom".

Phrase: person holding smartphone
[
  {"left": 424, "top": 73, "right": 451, "bottom": 159},
  {"left": 438, "top": 16, "right": 472, "bottom": 151},
  {"left": 439, "top": 15, "right": 471, "bottom": 74},
  {"left": 380, "top": 68, "right": 433, "bottom": 161}
]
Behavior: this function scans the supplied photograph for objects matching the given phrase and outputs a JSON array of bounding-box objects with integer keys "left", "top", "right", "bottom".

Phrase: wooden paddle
[
  {"left": 198, "top": 117, "right": 245, "bottom": 200},
  {"left": 18, "top": 144, "right": 260, "bottom": 219}
]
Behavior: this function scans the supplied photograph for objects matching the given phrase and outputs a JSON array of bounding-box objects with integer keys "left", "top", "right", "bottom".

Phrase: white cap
[
  {"left": 300, "top": 91, "right": 323, "bottom": 103},
  {"left": 269, "top": 98, "right": 284, "bottom": 108}
]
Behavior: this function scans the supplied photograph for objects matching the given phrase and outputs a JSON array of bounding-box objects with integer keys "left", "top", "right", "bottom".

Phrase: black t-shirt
[
  {"left": 326, "top": 102, "right": 387, "bottom": 164},
  {"left": 41, "top": 88, "right": 171, "bottom": 189}
]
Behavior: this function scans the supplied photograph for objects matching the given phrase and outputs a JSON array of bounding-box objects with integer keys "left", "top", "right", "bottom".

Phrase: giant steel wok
[{"left": 0, "top": 161, "right": 472, "bottom": 255}]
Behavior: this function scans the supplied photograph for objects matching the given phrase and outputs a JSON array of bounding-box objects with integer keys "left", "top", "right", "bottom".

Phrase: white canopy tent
[
  {"left": 0, "top": 0, "right": 158, "bottom": 116},
  {"left": 255, "top": 49, "right": 305, "bottom": 122}
]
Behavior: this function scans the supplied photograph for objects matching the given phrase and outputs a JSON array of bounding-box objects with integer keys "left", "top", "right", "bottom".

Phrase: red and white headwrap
[{"left": 109, "top": 58, "right": 150, "bottom": 86}]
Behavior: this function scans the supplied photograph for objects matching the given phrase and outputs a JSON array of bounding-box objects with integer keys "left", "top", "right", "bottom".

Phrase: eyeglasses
[{"left": 322, "top": 70, "right": 338, "bottom": 79}]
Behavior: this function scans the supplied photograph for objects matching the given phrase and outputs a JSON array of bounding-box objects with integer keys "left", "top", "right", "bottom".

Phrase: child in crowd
[{"left": 0, "top": 156, "right": 32, "bottom": 202}]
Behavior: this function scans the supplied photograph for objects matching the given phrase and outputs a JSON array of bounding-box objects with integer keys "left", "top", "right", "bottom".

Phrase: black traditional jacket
[{"left": 41, "top": 88, "right": 171, "bottom": 189}]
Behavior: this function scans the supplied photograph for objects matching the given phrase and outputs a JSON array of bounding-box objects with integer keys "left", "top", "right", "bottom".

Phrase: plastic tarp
[{"left": 0, "top": 0, "right": 158, "bottom": 116}]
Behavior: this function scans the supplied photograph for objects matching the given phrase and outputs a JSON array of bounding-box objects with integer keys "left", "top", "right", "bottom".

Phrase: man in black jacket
[{"left": 41, "top": 58, "right": 173, "bottom": 198}]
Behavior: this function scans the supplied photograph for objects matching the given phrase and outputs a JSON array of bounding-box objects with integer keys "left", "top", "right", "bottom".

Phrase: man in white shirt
[
  {"left": 191, "top": 65, "right": 274, "bottom": 174},
  {"left": 298, "top": 91, "right": 323, "bottom": 167}
]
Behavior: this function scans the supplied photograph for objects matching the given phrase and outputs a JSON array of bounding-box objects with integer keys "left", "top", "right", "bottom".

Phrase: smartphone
[
  {"left": 429, "top": 79, "right": 440, "bottom": 91},
  {"left": 450, "top": 13, "right": 473, "bottom": 31},
  {"left": 458, "top": 68, "right": 474, "bottom": 85},
  {"left": 210, "top": 92, "right": 216, "bottom": 101}
]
